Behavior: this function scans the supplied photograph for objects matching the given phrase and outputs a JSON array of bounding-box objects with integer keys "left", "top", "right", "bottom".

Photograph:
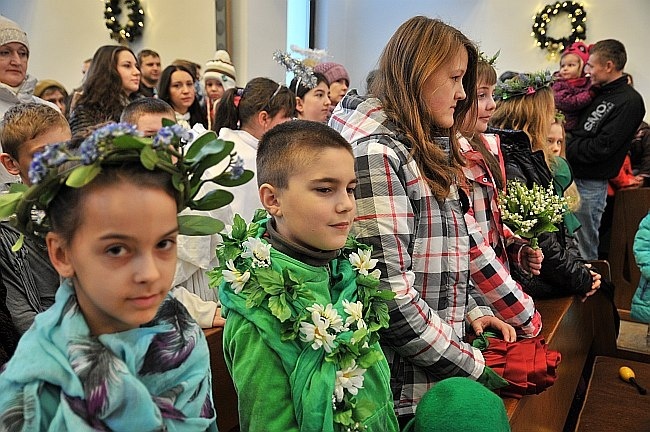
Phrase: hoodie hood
[{"left": 329, "top": 90, "right": 398, "bottom": 143}]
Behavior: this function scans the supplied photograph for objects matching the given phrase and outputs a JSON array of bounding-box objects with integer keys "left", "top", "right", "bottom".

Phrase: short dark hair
[
  {"left": 591, "top": 39, "right": 627, "bottom": 71},
  {"left": 120, "top": 98, "right": 175, "bottom": 124},
  {"left": 137, "top": 49, "right": 160, "bottom": 65},
  {"left": 257, "top": 120, "right": 353, "bottom": 189}
]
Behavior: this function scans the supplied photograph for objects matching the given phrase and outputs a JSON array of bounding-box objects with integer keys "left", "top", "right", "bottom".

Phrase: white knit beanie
[
  {"left": 203, "top": 50, "right": 237, "bottom": 91},
  {"left": 0, "top": 15, "right": 29, "bottom": 52}
]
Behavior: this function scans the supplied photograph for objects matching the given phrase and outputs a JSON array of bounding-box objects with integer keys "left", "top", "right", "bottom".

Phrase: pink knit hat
[
  {"left": 314, "top": 62, "right": 349, "bottom": 86},
  {"left": 562, "top": 42, "right": 590, "bottom": 66}
]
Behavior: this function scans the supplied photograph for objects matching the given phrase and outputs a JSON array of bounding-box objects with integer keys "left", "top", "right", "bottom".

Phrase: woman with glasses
[{"left": 212, "top": 77, "right": 295, "bottom": 221}]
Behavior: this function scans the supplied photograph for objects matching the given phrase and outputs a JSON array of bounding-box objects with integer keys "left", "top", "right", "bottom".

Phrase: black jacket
[
  {"left": 497, "top": 129, "right": 594, "bottom": 298},
  {"left": 566, "top": 75, "right": 645, "bottom": 180}
]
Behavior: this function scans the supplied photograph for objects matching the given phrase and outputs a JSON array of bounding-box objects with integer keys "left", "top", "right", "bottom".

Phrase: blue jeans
[{"left": 574, "top": 178, "right": 608, "bottom": 260}]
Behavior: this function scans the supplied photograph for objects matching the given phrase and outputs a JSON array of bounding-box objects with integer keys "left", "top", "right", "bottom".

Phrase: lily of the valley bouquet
[{"left": 498, "top": 180, "right": 569, "bottom": 249}]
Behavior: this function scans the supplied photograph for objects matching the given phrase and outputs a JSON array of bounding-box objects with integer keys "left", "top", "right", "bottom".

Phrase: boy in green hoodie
[{"left": 211, "top": 120, "right": 399, "bottom": 432}]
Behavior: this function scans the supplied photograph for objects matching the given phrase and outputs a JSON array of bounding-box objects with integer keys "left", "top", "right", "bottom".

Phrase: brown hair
[
  {"left": 590, "top": 39, "right": 627, "bottom": 71},
  {"left": 369, "top": 16, "right": 478, "bottom": 200},
  {"left": 0, "top": 103, "right": 70, "bottom": 160},
  {"left": 77, "top": 45, "right": 137, "bottom": 120},
  {"left": 212, "top": 77, "right": 296, "bottom": 134},
  {"left": 120, "top": 97, "right": 175, "bottom": 125},
  {"left": 468, "top": 59, "right": 503, "bottom": 189},
  {"left": 490, "top": 85, "right": 555, "bottom": 162},
  {"left": 48, "top": 163, "right": 176, "bottom": 246},
  {"left": 257, "top": 119, "right": 352, "bottom": 189}
]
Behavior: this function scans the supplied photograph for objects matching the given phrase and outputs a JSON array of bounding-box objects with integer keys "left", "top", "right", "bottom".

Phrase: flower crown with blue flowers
[
  {"left": 494, "top": 70, "right": 554, "bottom": 100},
  {"left": 0, "top": 121, "right": 253, "bottom": 247}
]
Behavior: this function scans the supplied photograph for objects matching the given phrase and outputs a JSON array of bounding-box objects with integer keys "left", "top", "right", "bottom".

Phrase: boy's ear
[
  {"left": 0, "top": 153, "right": 20, "bottom": 176},
  {"left": 46, "top": 232, "right": 75, "bottom": 279},
  {"left": 259, "top": 183, "right": 282, "bottom": 217},
  {"left": 295, "top": 96, "right": 304, "bottom": 114}
]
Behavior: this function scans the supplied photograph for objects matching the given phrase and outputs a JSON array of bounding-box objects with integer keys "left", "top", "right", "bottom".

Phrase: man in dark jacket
[{"left": 566, "top": 39, "right": 645, "bottom": 260}]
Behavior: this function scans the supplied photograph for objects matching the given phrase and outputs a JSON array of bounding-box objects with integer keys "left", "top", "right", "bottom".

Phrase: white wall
[
  {"left": 0, "top": 0, "right": 289, "bottom": 92},
  {"left": 313, "top": 0, "right": 649, "bottom": 117},
  {"left": 0, "top": 0, "right": 648, "bottom": 118}
]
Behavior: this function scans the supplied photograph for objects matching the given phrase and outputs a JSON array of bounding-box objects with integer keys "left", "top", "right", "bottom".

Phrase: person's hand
[
  {"left": 521, "top": 246, "right": 544, "bottom": 275},
  {"left": 580, "top": 264, "right": 602, "bottom": 302},
  {"left": 212, "top": 306, "right": 226, "bottom": 327},
  {"left": 471, "top": 316, "right": 517, "bottom": 342}
]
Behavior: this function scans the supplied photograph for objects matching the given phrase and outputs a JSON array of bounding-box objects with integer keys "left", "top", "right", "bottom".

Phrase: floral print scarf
[{"left": 0, "top": 279, "right": 217, "bottom": 431}]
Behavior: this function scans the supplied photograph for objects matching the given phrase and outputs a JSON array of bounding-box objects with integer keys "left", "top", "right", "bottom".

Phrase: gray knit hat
[{"left": 0, "top": 15, "right": 29, "bottom": 51}]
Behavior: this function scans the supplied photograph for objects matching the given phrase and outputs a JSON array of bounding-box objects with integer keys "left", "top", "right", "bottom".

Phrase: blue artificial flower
[
  {"left": 28, "top": 152, "right": 48, "bottom": 185},
  {"left": 153, "top": 124, "right": 191, "bottom": 149},
  {"left": 79, "top": 134, "right": 100, "bottom": 165},
  {"left": 229, "top": 156, "right": 245, "bottom": 179},
  {"left": 40, "top": 143, "right": 69, "bottom": 168}
]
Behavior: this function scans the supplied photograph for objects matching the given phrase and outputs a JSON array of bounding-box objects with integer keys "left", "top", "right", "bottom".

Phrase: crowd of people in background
[{"left": 0, "top": 11, "right": 648, "bottom": 431}]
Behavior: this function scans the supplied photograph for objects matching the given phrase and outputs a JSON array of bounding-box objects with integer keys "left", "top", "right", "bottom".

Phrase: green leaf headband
[
  {"left": 0, "top": 121, "right": 254, "bottom": 246},
  {"left": 478, "top": 50, "right": 500, "bottom": 66},
  {"left": 494, "top": 70, "right": 554, "bottom": 100}
]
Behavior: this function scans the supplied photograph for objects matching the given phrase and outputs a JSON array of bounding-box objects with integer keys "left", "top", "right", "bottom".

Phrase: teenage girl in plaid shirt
[{"left": 330, "top": 16, "right": 541, "bottom": 425}]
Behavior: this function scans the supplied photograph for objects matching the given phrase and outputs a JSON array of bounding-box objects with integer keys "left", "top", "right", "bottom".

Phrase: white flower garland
[{"left": 210, "top": 214, "right": 394, "bottom": 431}]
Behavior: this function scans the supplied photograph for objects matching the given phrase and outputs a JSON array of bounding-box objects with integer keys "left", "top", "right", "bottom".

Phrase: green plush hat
[{"left": 403, "top": 377, "right": 511, "bottom": 432}]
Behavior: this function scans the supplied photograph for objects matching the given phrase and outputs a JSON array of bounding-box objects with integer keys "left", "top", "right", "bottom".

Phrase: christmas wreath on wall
[
  {"left": 531, "top": 2, "right": 586, "bottom": 55},
  {"left": 104, "top": 0, "right": 145, "bottom": 44}
]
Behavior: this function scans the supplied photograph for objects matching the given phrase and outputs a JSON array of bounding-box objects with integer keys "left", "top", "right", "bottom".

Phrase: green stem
[{"left": 530, "top": 237, "right": 539, "bottom": 249}]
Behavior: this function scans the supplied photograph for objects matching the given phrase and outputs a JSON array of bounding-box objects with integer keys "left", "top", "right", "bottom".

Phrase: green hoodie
[{"left": 219, "top": 226, "right": 399, "bottom": 432}]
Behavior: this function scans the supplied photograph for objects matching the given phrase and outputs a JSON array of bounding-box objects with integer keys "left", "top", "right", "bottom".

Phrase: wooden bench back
[{"left": 608, "top": 188, "right": 650, "bottom": 312}]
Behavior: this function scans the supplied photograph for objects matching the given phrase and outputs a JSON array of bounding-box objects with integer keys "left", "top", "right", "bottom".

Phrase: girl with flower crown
[
  {"left": 211, "top": 120, "right": 398, "bottom": 432},
  {"left": 0, "top": 122, "right": 250, "bottom": 430},
  {"left": 289, "top": 72, "right": 332, "bottom": 123},
  {"left": 329, "top": 16, "right": 543, "bottom": 425},
  {"left": 490, "top": 72, "right": 601, "bottom": 299}
]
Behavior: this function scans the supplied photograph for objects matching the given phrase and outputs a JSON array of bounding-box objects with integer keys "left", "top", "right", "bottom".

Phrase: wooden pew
[
  {"left": 574, "top": 356, "right": 650, "bottom": 432},
  {"left": 608, "top": 187, "right": 650, "bottom": 313},
  {"left": 504, "top": 291, "right": 617, "bottom": 431},
  {"left": 204, "top": 327, "right": 239, "bottom": 432}
]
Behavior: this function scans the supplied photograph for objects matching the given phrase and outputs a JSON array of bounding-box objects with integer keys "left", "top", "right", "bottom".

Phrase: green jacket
[{"left": 220, "top": 245, "right": 399, "bottom": 432}]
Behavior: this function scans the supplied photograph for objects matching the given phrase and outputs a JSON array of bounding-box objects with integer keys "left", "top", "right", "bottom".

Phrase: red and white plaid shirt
[{"left": 331, "top": 92, "right": 541, "bottom": 416}]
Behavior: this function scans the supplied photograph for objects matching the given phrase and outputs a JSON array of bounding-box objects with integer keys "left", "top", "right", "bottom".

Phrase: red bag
[{"left": 478, "top": 335, "right": 561, "bottom": 399}]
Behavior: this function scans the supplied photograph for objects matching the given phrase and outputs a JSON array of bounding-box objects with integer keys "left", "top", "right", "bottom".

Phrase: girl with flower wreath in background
[
  {"left": 0, "top": 121, "right": 250, "bottom": 430},
  {"left": 210, "top": 120, "right": 399, "bottom": 432},
  {"left": 458, "top": 54, "right": 544, "bottom": 326},
  {"left": 490, "top": 71, "right": 601, "bottom": 299}
]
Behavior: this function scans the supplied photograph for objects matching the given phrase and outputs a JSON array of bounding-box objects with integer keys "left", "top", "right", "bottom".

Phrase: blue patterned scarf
[{"left": 0, "top": 279, "right": 217, "bottom": 431}]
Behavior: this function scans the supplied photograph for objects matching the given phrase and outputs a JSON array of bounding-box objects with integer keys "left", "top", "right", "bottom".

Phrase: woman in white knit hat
[
  {"left": 0, "top": 15, "right": 59, "bottom": 189},
  {"left": 203, "top": 50, "right": 237, "bottom": 129}
]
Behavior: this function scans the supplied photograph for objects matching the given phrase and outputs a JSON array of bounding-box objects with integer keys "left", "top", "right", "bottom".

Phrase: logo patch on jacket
[{"left": 584, "top": 101, "right": 615, "bottom": 132}]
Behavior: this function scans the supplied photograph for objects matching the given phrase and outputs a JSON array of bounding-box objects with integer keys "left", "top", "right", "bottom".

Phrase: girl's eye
[
  {"left": 157, "top": 239, "right": 176, "bottom": 251},
  {"left": 106, "top": 245, "right": 127, "bottom": 257},
  {"left": 316, "top": 187, "right": 332, "bottom": 194},
  {"left": 347, "top": 186, "right": 357, "bottom": 195}
]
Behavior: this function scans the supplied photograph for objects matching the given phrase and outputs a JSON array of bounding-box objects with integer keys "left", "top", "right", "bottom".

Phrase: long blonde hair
[
  {"left": 490, "top": 85, "right": 555, "bottom": 165},
  {"left": 370, "top": 16, "right": 478, "bottom": 200}
]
